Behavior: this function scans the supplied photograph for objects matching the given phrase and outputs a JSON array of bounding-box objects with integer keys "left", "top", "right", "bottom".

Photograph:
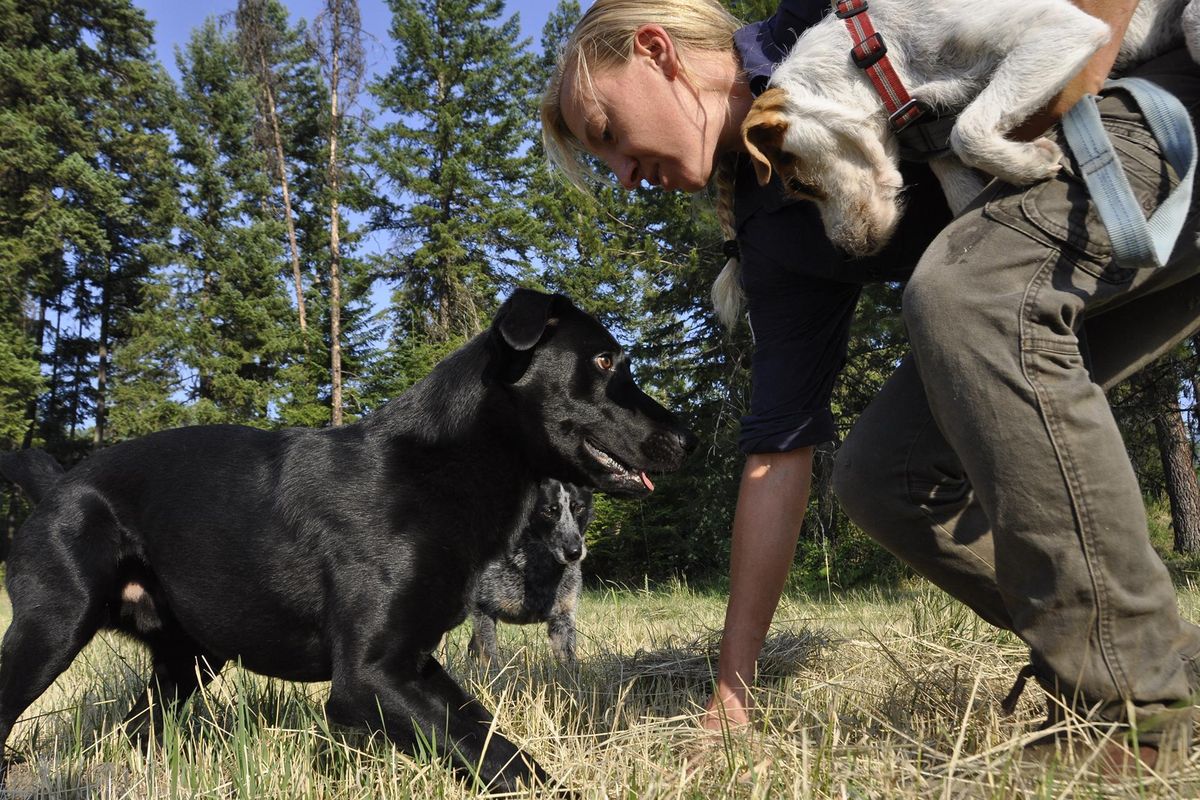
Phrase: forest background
[{"left": 3, "top": 0, "right": 1199, "bottom": 590}]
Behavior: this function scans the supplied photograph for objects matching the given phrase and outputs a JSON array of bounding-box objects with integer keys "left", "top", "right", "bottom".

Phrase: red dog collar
[{"left": 835, "top": 0, "right": 927, "bottom": 132}]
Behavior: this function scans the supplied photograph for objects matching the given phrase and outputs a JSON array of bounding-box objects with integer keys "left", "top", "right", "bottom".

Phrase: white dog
[{"left": 740, "top": 0, "right": 1195, "bottom": 259}]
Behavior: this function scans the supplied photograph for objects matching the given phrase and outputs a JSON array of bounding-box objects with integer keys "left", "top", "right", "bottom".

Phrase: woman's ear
[{"left": 633, "top": 24, "right": 678, "bottom": 80}]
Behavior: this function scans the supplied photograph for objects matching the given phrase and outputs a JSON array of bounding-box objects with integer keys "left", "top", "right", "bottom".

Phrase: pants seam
[{"left": 1018, "top": 249, "right": 1129, "bottom": 699}]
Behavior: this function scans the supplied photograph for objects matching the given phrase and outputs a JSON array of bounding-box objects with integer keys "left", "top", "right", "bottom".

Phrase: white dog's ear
[{"left": 741, "top": 87, "right": 791, "bottom": 186}]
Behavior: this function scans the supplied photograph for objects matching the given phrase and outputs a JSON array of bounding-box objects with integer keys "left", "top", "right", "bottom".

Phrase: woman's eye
[{"left": 594, "top": 354, "right": 614, "bottom": 372}]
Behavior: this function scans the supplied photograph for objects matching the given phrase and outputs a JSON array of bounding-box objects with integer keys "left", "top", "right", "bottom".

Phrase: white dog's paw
[
  {"left": 952, "top": 127, "right": 1062, "bottom": 186},
  {"left": 1004, "top": 137, "right": 1064, "bottom": 184}
]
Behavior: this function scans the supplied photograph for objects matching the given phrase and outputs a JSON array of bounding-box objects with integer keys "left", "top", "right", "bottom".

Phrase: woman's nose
[{"left": 609, "top": 154, "right": 638, "bottom": 190}]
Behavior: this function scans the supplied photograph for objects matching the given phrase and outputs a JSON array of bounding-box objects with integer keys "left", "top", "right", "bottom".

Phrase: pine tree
[
  {"left": 527, "top": 1, "right": 644, "bottom": 328},
  {"left": 370, "top": 0, "right": 540, "bottom": 350},
  {"left": 0, "top": 0, "right": 178, "bottom": 453},
  {"left": 1126, "top": 358, "right": 1200, "bottom": 555},
  {"left": 111, "top": 16, "right": 304, "bottom": 438}
]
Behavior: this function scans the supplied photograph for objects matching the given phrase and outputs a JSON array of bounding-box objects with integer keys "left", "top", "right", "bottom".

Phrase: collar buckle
[
  {"left": 850, "top": 32, "right": 886, "bottom": 69},
  {"left": 888, "top": 98, "right": 928, "bottom": 133}
]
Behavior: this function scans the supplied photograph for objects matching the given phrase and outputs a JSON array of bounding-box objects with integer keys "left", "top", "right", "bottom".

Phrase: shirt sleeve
[
  {"left": 734, "top": 0, "right": 832, "bottom": 95},
  {"left": 737, "top": 199, "right": 862, "bottom": 454}
]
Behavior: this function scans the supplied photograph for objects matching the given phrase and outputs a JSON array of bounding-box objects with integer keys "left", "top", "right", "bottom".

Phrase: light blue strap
[{"left": 1060, "top": 77, "right": 1196, "bottom": 269}]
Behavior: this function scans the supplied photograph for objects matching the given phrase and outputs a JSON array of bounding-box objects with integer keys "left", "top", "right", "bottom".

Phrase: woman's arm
[
  {"left": 702, "top": 446, "right": 813, "bottom": 729},
  {"left": 1013, "top": 0, "right": 1141, "bottom": 139}
]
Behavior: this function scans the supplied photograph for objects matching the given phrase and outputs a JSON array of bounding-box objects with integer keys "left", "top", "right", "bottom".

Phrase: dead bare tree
[
  {"left": 236, "top": 0, "right": 309, "bottom": 340},
  {"left": 313, "top": 0, "right": 364, "bottom": 426}
]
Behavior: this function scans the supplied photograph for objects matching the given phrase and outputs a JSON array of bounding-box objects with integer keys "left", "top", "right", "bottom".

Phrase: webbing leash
[{"left": 1059, "top": 77, "right": 1196, "bottom": 269}]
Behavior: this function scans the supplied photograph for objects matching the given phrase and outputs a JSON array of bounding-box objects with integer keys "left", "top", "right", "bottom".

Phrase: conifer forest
[{"left": 3, "top": 0, "right": 1199, "bottom": 586}]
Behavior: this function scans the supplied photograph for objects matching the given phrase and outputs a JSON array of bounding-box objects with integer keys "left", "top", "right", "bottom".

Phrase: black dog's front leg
[{"left": 326, "top": 656, "right": 552, "bottom": 794}]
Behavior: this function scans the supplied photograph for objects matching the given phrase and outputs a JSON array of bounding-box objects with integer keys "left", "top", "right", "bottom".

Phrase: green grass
[{"left": 1, "top": 580, "right": 1198, "bottom": 798}]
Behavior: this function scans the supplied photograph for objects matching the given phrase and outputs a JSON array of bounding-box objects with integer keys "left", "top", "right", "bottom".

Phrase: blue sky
[{"left": 132, "top": 0, "right": 568, "bottom": 80}]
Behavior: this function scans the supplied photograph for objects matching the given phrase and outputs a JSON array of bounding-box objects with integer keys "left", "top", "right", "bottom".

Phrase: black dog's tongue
[{"left": 640, "top": 471, "right": 654, "bottom": 492}]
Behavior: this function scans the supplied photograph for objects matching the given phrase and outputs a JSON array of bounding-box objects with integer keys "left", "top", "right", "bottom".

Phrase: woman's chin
[{"left": 666, "top": 173, "right": 704, "bottom": 193}]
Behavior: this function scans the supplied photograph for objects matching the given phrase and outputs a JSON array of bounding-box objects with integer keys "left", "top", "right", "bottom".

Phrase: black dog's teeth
[{"left": 584, "top": 440, "right": 641, "bottom": 483}]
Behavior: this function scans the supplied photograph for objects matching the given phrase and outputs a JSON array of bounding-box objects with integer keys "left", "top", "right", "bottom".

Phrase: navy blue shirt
[{"left": 732, "top": 0, "right": 951, "bottom": 453}]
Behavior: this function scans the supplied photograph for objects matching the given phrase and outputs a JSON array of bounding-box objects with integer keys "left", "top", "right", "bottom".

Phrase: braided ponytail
[{"left": 711, "top": 152, "right": 743, "bottom": 328}]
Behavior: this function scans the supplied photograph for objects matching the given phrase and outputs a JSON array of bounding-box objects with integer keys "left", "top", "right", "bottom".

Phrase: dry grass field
[{"left": 2, "top": 577, "right": 1199, "bottom": 799}]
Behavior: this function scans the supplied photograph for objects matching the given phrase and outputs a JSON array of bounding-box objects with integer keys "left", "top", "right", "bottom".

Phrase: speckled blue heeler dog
[
  {"left": 0, "top": 288, "right": 697, "bottom": 795},
  {"left": 470, "top": 479, "right": 593, "bottom": 666}
]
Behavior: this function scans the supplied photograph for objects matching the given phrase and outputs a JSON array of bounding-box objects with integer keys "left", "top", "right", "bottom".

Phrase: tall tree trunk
[
  {"left": 328, "top": 34, "right": 343, "bottom": 426},
  {"left": 1145, "top": 368, "right": 1200, "bottom": 554},
  {"left": 317, "top": 0, "right": 361, "bottom": 421},
  {"left": 69, "top": 313, "right": 83, "bottom": 440},
  {"left": 198, "top": 262, "right": 214, "bottom": 402},
  {"left": 45, "top": 301, "right": 63, "bottom": 439},
  {"left": 1156, "top": 404, "right": 1200, "bottom": 554},
  {"left": 6, "top": 296, "right": 48, "bottom": 559},
  {"left": 20, "top": 296, "right": 47, "bottom": 449},
  {"left": 1190, "top": 334, "right": 1200, "bottom": 441},
  {"left": 93, "top": 264, "right": 110, "bottom": 447},
  {"left": 256, "top": 50, "right": 307, "bottom": 342}
]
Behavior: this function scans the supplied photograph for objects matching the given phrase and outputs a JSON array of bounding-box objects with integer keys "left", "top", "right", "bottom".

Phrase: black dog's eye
[{"left": 594, "top": 353, "right": 615, "bottom": 372}]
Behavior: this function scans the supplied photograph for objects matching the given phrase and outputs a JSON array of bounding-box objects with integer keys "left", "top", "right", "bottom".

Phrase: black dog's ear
[{"left": 495, "top": 288, "right": 560, "bottom": 351}]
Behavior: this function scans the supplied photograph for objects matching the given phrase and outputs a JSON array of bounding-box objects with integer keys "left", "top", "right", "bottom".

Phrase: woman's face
[{"left": 559, "top": 26, "right": 726, "bottom": 193}]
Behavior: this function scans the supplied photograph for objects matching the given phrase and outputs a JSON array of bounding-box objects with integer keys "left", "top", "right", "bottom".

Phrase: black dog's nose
[
  {"left": 563, "top": 543, "right": 583, "bottom": 562},
  {"left": 678, "top": 429, "right": 699, "bottom": 454}
]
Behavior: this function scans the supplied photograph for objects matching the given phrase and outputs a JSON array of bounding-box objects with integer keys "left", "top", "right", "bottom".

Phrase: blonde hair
[{"left": 540, "top": 0, "right": 747, "bottom": 326}]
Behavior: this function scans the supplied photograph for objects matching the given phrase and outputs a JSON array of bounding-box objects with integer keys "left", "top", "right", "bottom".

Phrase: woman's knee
[
  {"left": 833, "top": 356, "right": 978, "bottom": 552},
  {"left": 832, "top": 426, "right": 906, "bottom": 541},
  {"left": 830, "top": 435, "right": 869, "bottom": 520},
  {"left": 901, "top": 256, "right": 962, "bottom": 351}
]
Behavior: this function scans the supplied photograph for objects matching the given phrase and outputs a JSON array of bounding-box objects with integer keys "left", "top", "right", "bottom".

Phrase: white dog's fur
[{"left": 724, "top": 0, "right": 1193, "bottom": 323}]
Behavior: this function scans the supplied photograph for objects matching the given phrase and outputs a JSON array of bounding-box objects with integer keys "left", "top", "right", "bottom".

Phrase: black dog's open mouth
[{"left": 583, "top": 439, "right": 654, "bottom": 492}]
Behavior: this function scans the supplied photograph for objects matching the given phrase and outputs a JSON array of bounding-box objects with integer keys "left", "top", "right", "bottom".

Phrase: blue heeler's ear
[{"left": 495, "top": 288, "right": 560, "bottom": 351}]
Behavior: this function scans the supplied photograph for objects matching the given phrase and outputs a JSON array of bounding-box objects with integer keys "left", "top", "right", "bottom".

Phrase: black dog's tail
[{"left": 0, "top": 448, "right": 65, "bottom": 504}]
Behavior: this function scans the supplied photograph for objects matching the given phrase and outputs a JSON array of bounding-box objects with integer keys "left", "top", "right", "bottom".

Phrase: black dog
[
  {"left": 0, "top": 289, "right": 696, "bottom": 793},
  {"left": 469, "top": 479, "right": 592, "bottom": 666}
]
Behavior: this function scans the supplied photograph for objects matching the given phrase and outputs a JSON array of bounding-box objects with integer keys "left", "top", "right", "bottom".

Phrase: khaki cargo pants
[{"left": 834, "top": 48, "right": 1200, "bottom": 739}]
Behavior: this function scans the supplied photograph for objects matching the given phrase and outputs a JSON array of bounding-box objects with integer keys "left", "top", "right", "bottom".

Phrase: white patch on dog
[
  {"left": 742, "top": 0, "right": 1194, "bottom": 256},
  {"left": 120, "top": 581, "right": 161, "bottom": 633}
]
